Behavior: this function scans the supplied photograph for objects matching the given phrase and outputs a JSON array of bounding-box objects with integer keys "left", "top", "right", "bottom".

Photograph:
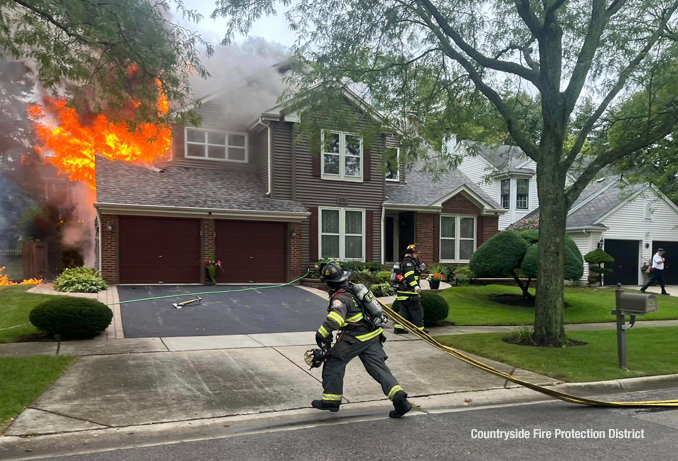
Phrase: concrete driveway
[{"left": 118, "top": 285, "right": 328, "bottom": 338}]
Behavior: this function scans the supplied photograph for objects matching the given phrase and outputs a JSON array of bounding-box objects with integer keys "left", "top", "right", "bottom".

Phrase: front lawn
[
  {"left": 0, "top": 356, "right": 77, "bottom": 432},
  {"left": 437, "top": 327, "right": 678, "bottom": 382},
  {"left": 442, "top": 285, "right": 678, "bottom": 325},
  {"left": 0, "top": 286, "right": 58, "bottom": 342}
]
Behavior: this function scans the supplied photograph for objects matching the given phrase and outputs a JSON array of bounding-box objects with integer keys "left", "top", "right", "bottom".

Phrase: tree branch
[
  {"left": 565, "top": 111, "right": 678, "bottom": 204},
  {"left": 545, "top": 0, "right": 568, "bottom": 16},
  {"left": 513, "top": 0, "right": 543, "bottom": 36},
  {"left": 413, "top": 4, "right": 539, "bottom": 159},
  {"left": 416, "top": 0, "right": 539, "bottom": 84},
  {"left": 564, "top": 0, "right": 678, "bottom": 170}
]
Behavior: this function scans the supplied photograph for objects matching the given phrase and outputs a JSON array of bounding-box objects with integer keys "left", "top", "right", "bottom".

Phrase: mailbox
[{"left": 618, "top": 293, "right": 657, "bottom": 315}]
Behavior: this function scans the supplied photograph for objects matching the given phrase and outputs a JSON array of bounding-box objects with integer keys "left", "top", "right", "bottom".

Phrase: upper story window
[
  {"left": 385, "top": 148, "right": 400, "bottom": 182},
  {"left": 500, "top": 179, "right": 510, "bottom": 209},
  {"left": 185, "top": 128, "right": 247, "bottom": 163},
  {"left": 322, "top": 130, "right": 363, "bottom": 181},
  {"left": 319, "top": 208, "right": 365, "bottom": 261},
  {"left": 644, "top": 201, "right": 654, "bottom": 221},
  {"left": 516, "top": 178, "right": 529, "bottom": 210}
]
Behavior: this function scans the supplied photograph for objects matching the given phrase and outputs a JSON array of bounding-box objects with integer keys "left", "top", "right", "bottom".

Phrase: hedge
[
  {"left": 30, "top": 297, "right": 113, "bottom": 339},
  {"left": 393, "top": 291, "right": 449, "bottom": 327}
]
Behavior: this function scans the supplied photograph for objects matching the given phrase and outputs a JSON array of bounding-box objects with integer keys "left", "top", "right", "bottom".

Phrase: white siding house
[{"left": 456, "top": 141, "right": 539, "bottom": 229}]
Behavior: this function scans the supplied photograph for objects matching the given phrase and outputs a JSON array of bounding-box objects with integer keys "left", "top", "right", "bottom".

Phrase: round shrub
[
  {"left": 520, "top": 241, "right": 584, "bottom": 281},
  {"left": 30, "top": 298, "right": 113, "bottom": 339},
  {"left": 470, "top": 231, "right": 529, "bottom": 277},
  {"left": 54, "top": 267, "right": 107, "bottom": 293},
  {"left": 392, "top": 291, "right": 449, "bottom": 327}
]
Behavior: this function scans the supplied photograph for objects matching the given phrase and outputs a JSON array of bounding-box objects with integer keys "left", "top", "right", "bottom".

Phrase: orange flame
[
  {"left": 0, "top": 267, "right": 42, "bottom": 286},
  {"left": 28, "top": 85, "right": 171, "bottom": 189}
]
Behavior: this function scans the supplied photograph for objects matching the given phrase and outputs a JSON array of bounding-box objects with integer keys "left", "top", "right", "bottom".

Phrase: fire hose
[{"left": 376, "top": 297, "right": 678, "bottom": 407}]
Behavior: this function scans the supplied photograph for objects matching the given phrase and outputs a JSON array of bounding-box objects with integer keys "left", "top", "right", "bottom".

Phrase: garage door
[
  {"left": 216, "top": 221, "right": 287, "bottom": 283},
  {"left": 119, "top": 217, "right": 201, "bottom": 284},
  {"left": 652, "top": 241, "right": 678, "bottom": 285},
  {"left": 603, "top": 239, "right": 640, "bottom": 286}
]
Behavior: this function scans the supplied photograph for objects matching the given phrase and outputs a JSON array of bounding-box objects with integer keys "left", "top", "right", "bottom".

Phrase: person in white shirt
[{"left": 641, "top": 248, "right": 669, "bottom": 295}]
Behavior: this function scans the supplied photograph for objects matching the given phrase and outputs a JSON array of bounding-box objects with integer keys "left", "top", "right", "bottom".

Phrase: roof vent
[{"left": 337, "top": 197, "right": 348, "bottom": 205}]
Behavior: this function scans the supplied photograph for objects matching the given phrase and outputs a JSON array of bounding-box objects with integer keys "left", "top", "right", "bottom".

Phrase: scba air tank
[{"left": 352, "top": 283, "right": 384, "bottom": 319}]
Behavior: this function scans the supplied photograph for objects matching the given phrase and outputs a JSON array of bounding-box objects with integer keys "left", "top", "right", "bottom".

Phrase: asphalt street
[
  {"left": 118, "top": 285, "right": 327, "bottom": 337},
  {"left": 28, "top": 387, "right": 678, "bottom": 461}
]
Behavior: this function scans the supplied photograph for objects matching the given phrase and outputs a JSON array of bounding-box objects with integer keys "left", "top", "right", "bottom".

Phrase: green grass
[
  {"left": 442, "top": 285, "right": 678, "bottom": 325},
  {"left": 0, "top": 286, "right": 65, "bottom": 343},
  {"left": 0, "top": 356, "right": 77, "bottom": 432},
  {"left": 437, "top": 327, "right": 678, "bottom": 382}
]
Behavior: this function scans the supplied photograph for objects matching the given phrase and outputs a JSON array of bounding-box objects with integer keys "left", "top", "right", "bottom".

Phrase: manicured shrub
[
  {"left": 54, "top": 267, "right": 107, "bottom": 293},
  {"left": 520, "top": 242, "right": 584, "bottom": 281},
  {"left": 584, "top": 249, "right": 614, "bottom": 285},
  {"left": 30, "top": 297, "right": 113, "bottom": 339},
  {"left": 392, "top": 291, "right": 449, "bottom": 327},
  {"left": 470, "top": 231, "right": 529, "bottom": 277}
]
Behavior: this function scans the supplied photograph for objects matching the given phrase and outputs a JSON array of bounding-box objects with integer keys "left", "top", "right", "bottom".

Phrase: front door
[
  {"left": 385, "top": 216, "right": 395, "bottom": 263},
  {"left": 398, "top": 212, "right": 416, "bottom": 261},
  {"left": 604, "top": 239, "right": 640, "bottom": 286}
]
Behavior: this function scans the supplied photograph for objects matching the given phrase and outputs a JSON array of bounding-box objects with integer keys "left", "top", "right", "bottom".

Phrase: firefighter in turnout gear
[
  {"left": 393, "top": 244, "right": 428, "bottom": 335},
  {"left": 312, "top": 261, "right": 412, "bottom": 418}
]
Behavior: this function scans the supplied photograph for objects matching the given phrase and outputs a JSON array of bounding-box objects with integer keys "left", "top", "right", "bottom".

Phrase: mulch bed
[{"left": 502, "top": 336, "right": 587, "bottom": 347}]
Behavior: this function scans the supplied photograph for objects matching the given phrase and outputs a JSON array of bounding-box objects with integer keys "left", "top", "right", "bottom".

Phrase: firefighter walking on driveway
[
  {"left": 394, "top": 244, "right": 428, "bottom": 335},
  {"left": 311, "top": 261, "right": 412, "bottom": 418}
]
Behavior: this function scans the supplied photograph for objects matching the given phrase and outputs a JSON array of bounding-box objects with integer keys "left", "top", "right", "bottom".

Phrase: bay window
[
  {"left": 440, "top": 215, "right": 477, "bottom": 262},
  {"left": 516, "top": 178, "right": 529, "bottom": 209},
  {"left": 321, "top": 130, "right": 363, "bottom": 180},
  {"left": 185, "top": 128, "right": 247, "bottom": 162},
  {"left": 319, "top": 208, "right": 365, "bottom": 260},
  {"left": 500, "top": 179, "right": 510, "bottom": 209}
]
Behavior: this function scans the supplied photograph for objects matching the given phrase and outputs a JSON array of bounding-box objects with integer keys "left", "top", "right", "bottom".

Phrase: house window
[
  {"left": 385, "top": 148, "right": 400, "bottom": 182},
  {"left": 440, "top": 215, "right": 476, "bottom": 262},
  {"left": 644, "top": 202, "right": 654, "bottom": 221},
  {"left": 500, "top": 179, "right": 510, "bottom": 209},
  {"left": 516, "top": 178, "right": 529, "bottom": 209},
  {"left": 185, "top": 128, "right": 247, "bottom": 162},
  {"left": 321, "top": 130, "right": 363, "bottom": 181},
  {"left": 319, "top": 208, "right": 365, "bottom": 260}
]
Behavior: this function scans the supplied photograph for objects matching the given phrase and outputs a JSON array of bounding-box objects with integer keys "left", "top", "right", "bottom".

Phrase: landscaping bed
[
  {"left": 441, "top": 285, "right": 678, "bottom": 325},
  {"left": 436, "top": 327, "right": 678, "bottom": 382},
  {"left": 0, "top": 286, "right": 59, "bottom": 343}
]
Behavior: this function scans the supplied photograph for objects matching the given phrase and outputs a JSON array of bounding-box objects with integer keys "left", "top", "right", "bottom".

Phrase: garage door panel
[
  {"left": 604, "top": 239, "right": 640, "bottom": 286},
  {"left": 652, "top": 241, "right": 678, "bottom": 285},
  {"left": 119, "top": 217, "right": 201, "bottom": 284},
  {"left": 216, "top": 221, "right": 287, "bottom": 283}
]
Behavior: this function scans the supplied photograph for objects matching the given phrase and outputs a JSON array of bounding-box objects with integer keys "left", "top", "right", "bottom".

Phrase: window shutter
[
  {"left": 172, "top": 124, "right": 184, "bottom": 159},
  {"left": 364, "top": 146, "right": 371, "bottom": 181},
  {"left": 433, "top": 214, "right": 440, "bottom": 263},
  {"left": 366, "top": 210, "right": 374, "bottom": 261},
  {"left": 310, "top": 207, "right": 318, "bottom": 260}
]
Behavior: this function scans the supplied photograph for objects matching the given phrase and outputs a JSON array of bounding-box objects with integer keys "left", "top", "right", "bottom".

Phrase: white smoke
[{"left": 60, "top": 182, "right": 97, "bottom": 267}]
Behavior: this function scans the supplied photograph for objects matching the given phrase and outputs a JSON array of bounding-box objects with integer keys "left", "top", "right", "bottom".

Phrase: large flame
[{"left": 28, "top": 86, "right": 171, "bottom": 189}]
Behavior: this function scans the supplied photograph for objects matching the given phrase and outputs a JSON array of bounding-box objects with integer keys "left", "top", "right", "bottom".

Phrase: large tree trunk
[{"left": 533, "top": 146, "right": 569, "bottom": 346}]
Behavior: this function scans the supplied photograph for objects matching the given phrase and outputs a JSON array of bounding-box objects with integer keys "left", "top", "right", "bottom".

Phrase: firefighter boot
[
  {"left": 389, "top": 392, "right": 412, "bottom": 418},
  {"left": 312, "top": 400, "right": 340, "bottom": 412}
]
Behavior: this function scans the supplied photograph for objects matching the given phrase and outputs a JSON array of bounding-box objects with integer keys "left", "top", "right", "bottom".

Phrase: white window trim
[
  {"left": 439, "top": 214, "right": 477, "bottom": 263},
  {"left": 318, "top": 207, "right": 366, "bottom": 261},
  {"left": 500, "top": 178, "right": 510, "bottom": 210},
  {"left": 385, "top": 147, "right": 400, "bottom": 182},
  {"left": 321, "top": 130, "right": 364, "bottom": 182},
  {"left": 185, "top": 127, "right": 248, "bottom": 163},
  {"left": 644, "top": 201, "right": 654, "bottom": 221},
  {"left": 516, "top": 178, "right": 529, "bottom": 210}
]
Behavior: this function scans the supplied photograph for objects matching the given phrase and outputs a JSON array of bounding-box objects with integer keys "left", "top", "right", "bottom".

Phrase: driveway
[{"left": 118, "top": 285, "right": 328, "bottom": 338}]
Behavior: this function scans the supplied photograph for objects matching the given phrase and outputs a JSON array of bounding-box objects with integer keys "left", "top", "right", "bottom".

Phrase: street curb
[{"left": 548, "top": 373, "right": 678, "bottom": 395}]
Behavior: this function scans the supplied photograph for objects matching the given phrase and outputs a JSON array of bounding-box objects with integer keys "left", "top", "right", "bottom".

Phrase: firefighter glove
[{"left": 316, "top": 332, "right": 331, "bottom": 349}]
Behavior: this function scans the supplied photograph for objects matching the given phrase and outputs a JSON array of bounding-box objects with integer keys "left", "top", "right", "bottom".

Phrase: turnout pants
[
  {"left": 394, "top": 295, "right": 424, "bottom": 330},
  {"left": 321, "top": 337, "right": 404, "bottom": 405},
  {"left": 642, "top": 269, "right": 667, "bottom": 293}
]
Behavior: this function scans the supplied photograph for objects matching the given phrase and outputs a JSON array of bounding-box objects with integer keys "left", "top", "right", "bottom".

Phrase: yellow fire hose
[{"left": 377, "top": 298, "right": 678, "bottom": 407}]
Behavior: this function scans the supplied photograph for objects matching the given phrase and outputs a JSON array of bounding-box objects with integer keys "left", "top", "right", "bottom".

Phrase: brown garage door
[
  {"left": 119, "top": 217, "right": 201, "bottom": 284},
  {"left": 216, "top": 221, "right": 287, "bottom": 283}
]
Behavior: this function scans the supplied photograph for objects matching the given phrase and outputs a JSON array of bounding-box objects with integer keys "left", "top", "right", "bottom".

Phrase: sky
[{"left": 179, "top": 0, "right": 297, "bottom": 49}]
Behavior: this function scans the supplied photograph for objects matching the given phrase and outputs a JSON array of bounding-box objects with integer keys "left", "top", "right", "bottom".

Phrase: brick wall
[
  {"left": 441, "top": 194, "right": 482, "bottom": 214},
  {"left": 416, "top": 213, "right": 435, "bottom": 263},
  {"left": 101, "top": 215, "right": 119, "bottom": 284},
  {"left": 201, "top": 219, "right": 215, "bottom": 284},
  {"left": 290, "top": 222, "right": 303, "bottom": 279},
  {"left": 481, "top": 216, "right": 499, "bottom": 244}
]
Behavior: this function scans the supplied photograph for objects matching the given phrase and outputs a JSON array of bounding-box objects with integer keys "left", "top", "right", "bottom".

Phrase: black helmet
[{"left": 320, "top": 261, "right": 350, "bottom": 284}]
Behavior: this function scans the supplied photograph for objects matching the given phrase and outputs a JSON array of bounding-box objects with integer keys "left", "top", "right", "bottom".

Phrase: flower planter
[{"left": 429, "top": 280, "right": 441, "bottom": 290}]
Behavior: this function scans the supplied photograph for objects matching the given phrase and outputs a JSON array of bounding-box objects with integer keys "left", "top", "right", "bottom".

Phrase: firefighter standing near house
[
  {"left": 310, "top": 261, "right": 412, "bottom": 418},
  {"left": 393, "top": 244, "right": 428, "bottom": 334}
]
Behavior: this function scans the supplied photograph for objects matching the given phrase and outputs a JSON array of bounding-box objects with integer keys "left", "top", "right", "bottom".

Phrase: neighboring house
[
  {"left": 94, "top": 62, "right": 506, "bottom": 285},
  {"left": 456, "top": 140, "right": 539, "bottom": 229},
  {"left": 525, "top": 176, "right": 678, "bottom": 286}
]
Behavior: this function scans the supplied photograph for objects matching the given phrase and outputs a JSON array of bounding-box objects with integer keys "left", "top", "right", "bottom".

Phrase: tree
[
  {"left": 215, "top": 0, "right": 678, "bottom": 345},
  {"left": 0, "top": 0, "right": 213, "bottom": 125},
  {"left": 584, "top": 248, "right": 615, "bottom": 286}
]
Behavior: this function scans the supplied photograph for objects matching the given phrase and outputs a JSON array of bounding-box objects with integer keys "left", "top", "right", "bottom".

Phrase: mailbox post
[{"left": 611, "top": 284, "right": 657, "bottom": 369}]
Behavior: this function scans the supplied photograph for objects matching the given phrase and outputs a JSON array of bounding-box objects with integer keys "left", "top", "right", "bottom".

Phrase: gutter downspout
[{"left": 95, "top": 206, "right": 102, "bottom": 271}]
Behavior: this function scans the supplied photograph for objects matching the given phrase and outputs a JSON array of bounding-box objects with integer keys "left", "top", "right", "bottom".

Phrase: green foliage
[
  {"left": 369, "top": 282, "right": 395, "bottom": 297},
  {"left": 0, "top": 0, "right": 214, "bottom": 126},
  {"left": 521, "top": 242, "right": 584, "bottom": 281},
  {"left": 342, "top": 261, "right": 384, "bottom": 273},
  {"left": 54, "top": 267, "right": 107, "bottom": 293},
  {"left": 590, "top": 267, "right": 613, "bottom": 274},
  {"left": 375, "top": 271, "right": 392, "bottom": 283},
  {"left": 30, "top": 298, "right": 113, "bottom": 339},
  {"left": 470, "top": 231, "right": 529, "bottom": 277},
  {"left": 584, "top": 249, "right": 615, "bottom": 264},
  {"left": 392, "top": 291, "right": 450, "bottom": 327},
  {"left": 349, "top": 271, "right": 378, "bottom": 287}
]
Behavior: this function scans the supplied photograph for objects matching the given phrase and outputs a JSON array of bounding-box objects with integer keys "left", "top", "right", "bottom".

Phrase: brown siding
[
  {"left": 271, "top": 121, "right": 294, "bottom": 200},
  {"left": 101, "top": 215, "right": 119, "bottom": 284},
  {"left": 253, "top": 127, "right": 269, "bottom": 190}
]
